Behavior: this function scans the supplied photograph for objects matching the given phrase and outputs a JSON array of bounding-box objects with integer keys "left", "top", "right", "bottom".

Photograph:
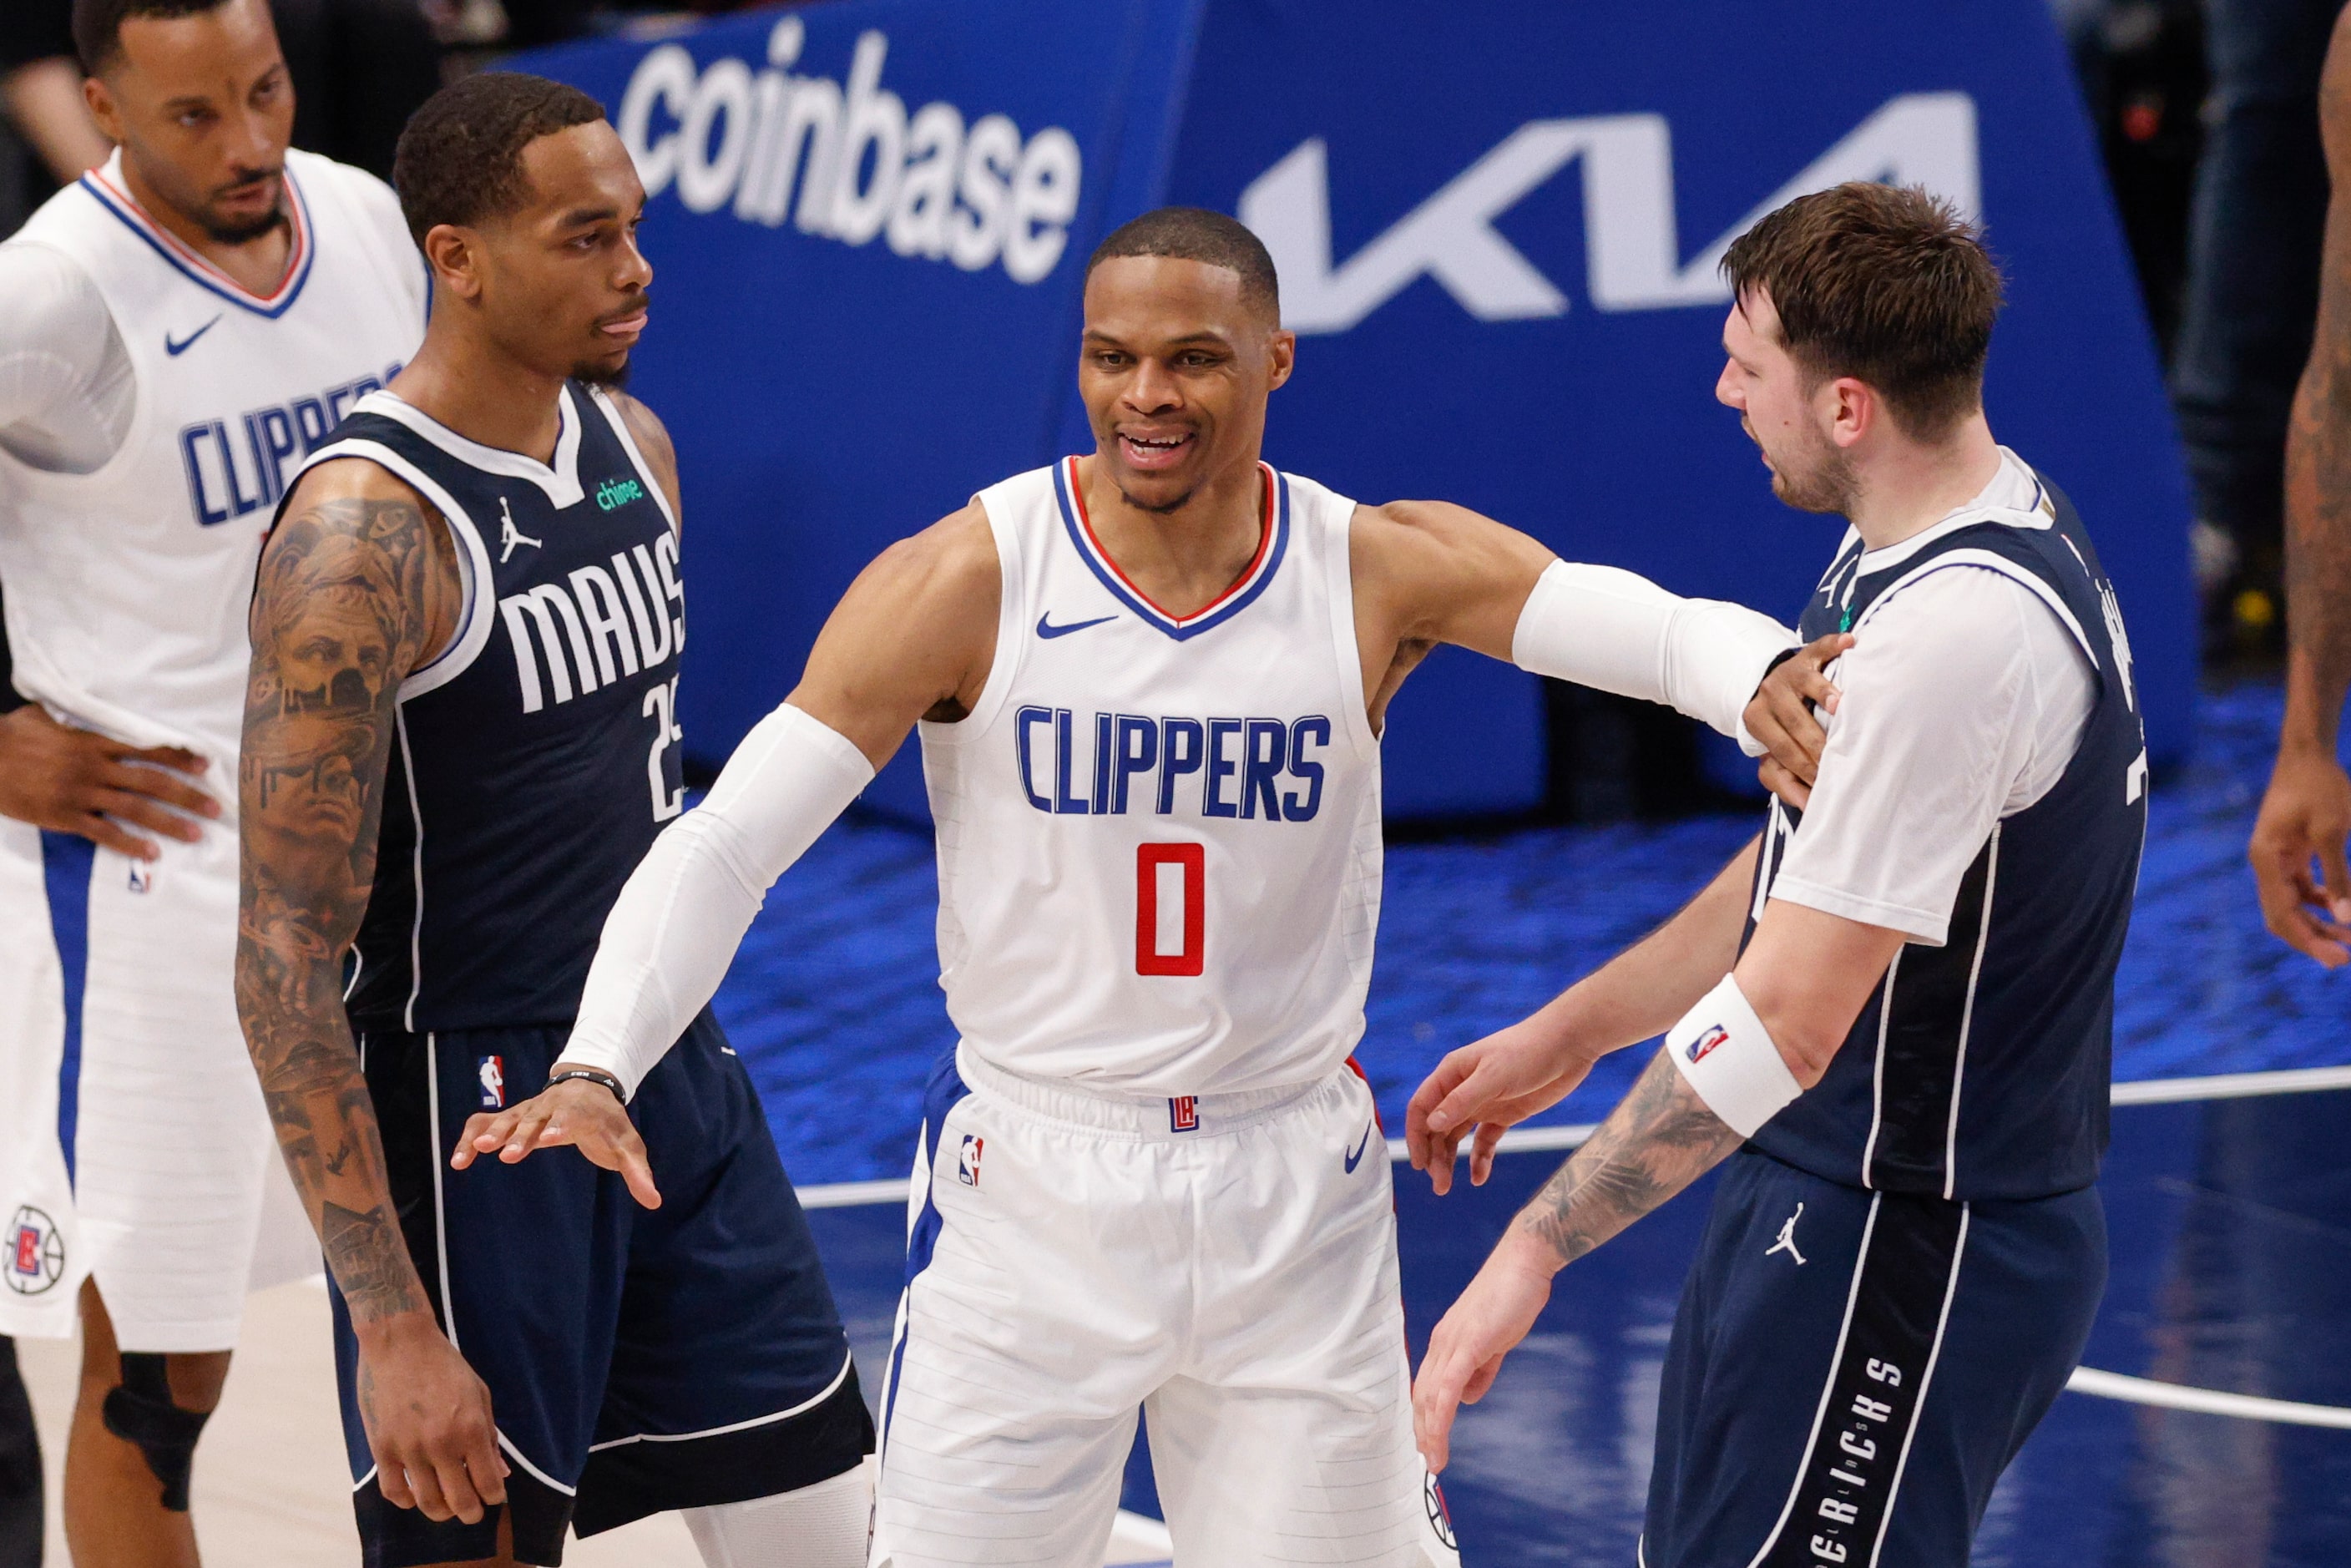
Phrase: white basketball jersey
[
  {"left": 923, "top": 458, "right": 1383, "bottom": 1095},
  {"left": 0, "top": 148, "right": 426, "bottom": 766}
]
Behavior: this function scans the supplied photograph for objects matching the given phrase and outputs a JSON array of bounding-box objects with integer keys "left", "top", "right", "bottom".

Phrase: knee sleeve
[
  {"left": 100, "top": 1353, "right": 210, "bottom": 1512},
  {"left": 682, "top": 1459, "right": 871, "bottom": 1568}
]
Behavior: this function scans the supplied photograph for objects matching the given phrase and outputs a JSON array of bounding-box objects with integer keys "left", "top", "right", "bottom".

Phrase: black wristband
[{"left": 548, "top": 1067, "right": 626, "bottom": 1103}]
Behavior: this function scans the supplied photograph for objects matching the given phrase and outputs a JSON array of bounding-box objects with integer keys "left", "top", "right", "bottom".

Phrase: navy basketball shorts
[
  {"left": 331, "top": 1010, "right": 872, "bottom": 1568},
  {"left": 1643, "top": 1147, "right": 2106, "bottom": 1568}
]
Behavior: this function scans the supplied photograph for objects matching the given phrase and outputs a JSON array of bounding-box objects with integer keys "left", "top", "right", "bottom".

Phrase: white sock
[{"left": 681, "top": 1459, "right": 873, "bottom": 1568}]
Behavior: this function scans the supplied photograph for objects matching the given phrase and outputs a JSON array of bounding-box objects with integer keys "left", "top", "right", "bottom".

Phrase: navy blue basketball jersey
[
  {"left": 1744, "top": 477, "right": 2146, "bottom": 1201},
  {"left": 289, "top": 383, "right": 685, "bottom": 1032}
]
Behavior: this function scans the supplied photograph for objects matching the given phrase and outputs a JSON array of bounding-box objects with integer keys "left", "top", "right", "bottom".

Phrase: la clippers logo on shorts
[
  {"left": 7, "top": 1206, "right": 63, "bottom": 1296},
  {"left": 1169, "top": 1096, "right": 1199, "bottom": 1133},
  {"left": 956, "top": 1135, "right": 983, "bottom": 1186},
  {"left": 1423, "top": 1474, "right": 1457, "bottom": 1551},
  {"left": 1687, "top": 1024, "right": 1730, "bottom": 1065},
  {"left": 478, "top": 1055, "right": 505, "bottom": 1110}
]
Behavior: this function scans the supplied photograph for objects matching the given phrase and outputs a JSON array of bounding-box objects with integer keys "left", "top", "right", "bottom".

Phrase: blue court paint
[
  {"left": 802, "top": 1089, "right": 2351, "bottom": 1565},
  {"left": 38, "top": 832, "right": 94, "bottom": 1185}
]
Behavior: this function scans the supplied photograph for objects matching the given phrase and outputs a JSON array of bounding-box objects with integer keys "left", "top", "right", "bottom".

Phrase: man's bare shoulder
[
  {"left": 277, "top": 453, "right": 432, "bottom": 513},
  {"left": 604, "top": 389, "right": 683, "bottom": 522},
  {"left": 1349, "top": 498, "right": 1551, "bottom": 589},
  {"left": 859, "top": 500, "right": 1001, "bottom": 610}
]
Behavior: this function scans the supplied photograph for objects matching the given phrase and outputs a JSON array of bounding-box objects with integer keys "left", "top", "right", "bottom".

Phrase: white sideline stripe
[
  {"left": 800, "top": 1176, "right": 925, "bottom": 1211},
  {"left": 791, "top": 1065, "right": 2351, "bottom": 1209},
  {"left": 2108, "top": 1063, "right": 2351, "bottom": 1105},
  {"left": 2065, "top": 1367, "right": 2351, "bottom": 1430}
]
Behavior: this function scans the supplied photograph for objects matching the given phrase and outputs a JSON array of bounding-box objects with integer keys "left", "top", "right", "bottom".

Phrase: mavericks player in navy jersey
[
  {"left": 463, "top": 206, "right": 1843, "bottom": 1568},
  {"left": 1410, "top": 185, "right": 2145, "bottom": 1567},
  {"left": 235, "top": 76, "right": 868, "bottom": 1568}
]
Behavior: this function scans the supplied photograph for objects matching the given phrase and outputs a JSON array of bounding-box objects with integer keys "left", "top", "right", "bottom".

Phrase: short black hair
[
  {"left": 1086, "top": 206, "right": 1281, "bottom": 322},
  {"left": 392, "top": 73, "right": 608, "bottom": 250},
  {"left": 73, "top": 0, "right": 234, "bottom": 75}
]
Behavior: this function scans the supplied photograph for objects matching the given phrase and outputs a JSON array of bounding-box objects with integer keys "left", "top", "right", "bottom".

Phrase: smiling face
[
  {"left": 1078, "top": 255, "right": 1294, "bottom": 514},
  {"left": 437, "top": 121, "right": 653, "bottom": 384},
  {"left": 85, "top": 0, "right": 294, "bottom": 244},
  {"left": 1715, "top": 286, "right": 1857, "bottom": 517}
]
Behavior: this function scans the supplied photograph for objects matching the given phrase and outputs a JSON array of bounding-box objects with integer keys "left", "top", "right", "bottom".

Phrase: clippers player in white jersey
[
  {"left": 463, "top": 207, "right": 1843, "bottom": 1568},
  {"left": 0, "top": 0, "right": 422, "bottom": 1557}
]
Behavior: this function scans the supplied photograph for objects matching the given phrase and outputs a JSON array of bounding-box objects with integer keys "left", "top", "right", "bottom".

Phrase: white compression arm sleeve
[
  {"left": 1512, "top": 559, "right": 1797, "bottom": 744},
  {"left": 563, "top": 703, "right": 875, "bottom": 1098}
]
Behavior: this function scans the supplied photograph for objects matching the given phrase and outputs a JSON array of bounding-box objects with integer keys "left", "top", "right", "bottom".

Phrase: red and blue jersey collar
[
  {"left": 80, "top": 157, "right": 315, "bottom": 319},
  {"left": 1052, "top": 457, "right": 1290, "bottom": 642}
]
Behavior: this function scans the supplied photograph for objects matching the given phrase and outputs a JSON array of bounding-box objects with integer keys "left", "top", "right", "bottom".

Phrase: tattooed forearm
[
  {"left": 1510, "top": 1048, "right": 1744, "bottom": 1267},
  {"left": 235, "top": 488, "right": 456, "bottom": 1327},
  {"left": 2283, "top": 24, "right": 2351, "bottom": 739}
]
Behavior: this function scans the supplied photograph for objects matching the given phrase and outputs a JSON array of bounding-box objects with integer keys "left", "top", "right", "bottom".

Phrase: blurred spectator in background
[
  {"left": 270, "top": 0, "right": 443, "bottom": 175},
  {"left": 2172, "top": 0, "right": 2343, "bottom": 655},
  {"left": 0, "top": 0, "right": 110, "bottom": 236},
  {"left": 2055, "top": 0, "right": 2209, "bottom": 352}
]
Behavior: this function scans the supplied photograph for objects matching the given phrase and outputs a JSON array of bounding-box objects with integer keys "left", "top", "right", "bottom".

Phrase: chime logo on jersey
[
  {"left": 177, "top": 364, "right": 402, "bottom": 526},
  {"left": 6, "top": 1206, "right": 63, "bottom": 1296},
  {"left": 956, "top": 1135, "right": 983, "bottom": 1186},
  {"left": 478, "top": 1056, "right": 506, "bottom": 1110},
  {"left": 499, "top": 531, "right": 685, "bottom": 714},
  {"left": 1688, "top": 1024, "right": 1730, "bottom": 1064},
  {"left": 1169, "top": 1096, "right": 1199, "bottom": 1133},
  {"left": 1014, "top": 708, "right": 1332, "bottom": 821}
]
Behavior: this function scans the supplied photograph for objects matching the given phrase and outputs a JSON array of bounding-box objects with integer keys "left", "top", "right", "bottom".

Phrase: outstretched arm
[
  {"left": 235, "top": 460, "right": 503, "bottom": 1524},
  {"left": 1411, "top": 898, "right": 1904, "bottom": 1469},
  {"left": 2252, "top": 6, "right": 2351, "bottom": 966},
  {"left": 1348, "top": 498, "right": 1843, "bottom": 791},
  {"left": 460, "top": 503, "right": 1001, "bottom": 1155},
  {"left": 1406, "top": 837, "right": 1758, "bottom": 1195}
]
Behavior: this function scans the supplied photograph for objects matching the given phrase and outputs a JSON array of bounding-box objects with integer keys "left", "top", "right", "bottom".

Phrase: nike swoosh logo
[
  {"left": 1344, "top": 1121, "right": 1374, "bottom": 1174},
  {"left": 164, "top": 316, "right": 223, "bottom": 356},
  {"left": 1036, "top": 613, "right": 1116, "bottom": 640}
]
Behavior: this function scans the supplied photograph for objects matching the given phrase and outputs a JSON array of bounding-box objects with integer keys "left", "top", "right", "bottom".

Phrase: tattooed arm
[
  {"left": 235, "top": 458, "right": 505, "bottom": 1524},
  {"left": 1408, "top": 884, "right": 1904, "bottom": 1469},
  {"left": 2252, "top": 8, "right": 2351, "bottom": 967}
]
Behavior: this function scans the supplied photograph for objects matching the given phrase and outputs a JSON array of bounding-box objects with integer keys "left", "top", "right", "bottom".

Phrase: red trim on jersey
[
  {"left": 87, "top": 165, "right": 311, "bottom": 307},
  {"left": 1064, "top": 458, "right": 1277, "bottom": 627}
]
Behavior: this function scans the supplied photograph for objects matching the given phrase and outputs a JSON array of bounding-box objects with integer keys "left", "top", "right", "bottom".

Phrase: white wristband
[{"left": 1663, "top": 974, "right": 1802, "bottom": 1139}]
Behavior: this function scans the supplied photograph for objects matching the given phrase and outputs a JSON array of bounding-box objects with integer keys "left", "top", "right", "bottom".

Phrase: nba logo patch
[
  {"left": 1687, "top": 1024, "right": 1730, "bottom": 1065},
  {"left": 478, "top": 1055, "right": 505, "bottom": 1110},
  {"left": 956, "top": 1135, "right": 983, "bottom": 1187},
  {"left": 126, "top": 862, "right": 151, "bottom": 894},
  {"left": 1169, "top": 1096, "right": 1199, "bottom": 1133}
]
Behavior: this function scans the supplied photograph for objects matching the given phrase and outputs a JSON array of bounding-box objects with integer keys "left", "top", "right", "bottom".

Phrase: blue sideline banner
[{"left": 527, "top": 0, "right": 2193, "bottom": 821}]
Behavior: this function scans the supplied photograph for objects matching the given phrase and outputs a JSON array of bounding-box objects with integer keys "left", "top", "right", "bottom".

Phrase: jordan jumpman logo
[
  {"left": 498, "top": 497, "right": 543, "bottom": 564},
  {"left": 1765, "top": 1202, "right": 1807, "bottom": 1265}
]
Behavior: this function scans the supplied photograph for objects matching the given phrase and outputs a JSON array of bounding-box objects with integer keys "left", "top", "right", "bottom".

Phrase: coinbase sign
[
  {"left": 526, "top": 0, "right": 2192, "bottom": 822},
  {"left": 614, "top": 20, "right": 1083, "bottom": 286}
]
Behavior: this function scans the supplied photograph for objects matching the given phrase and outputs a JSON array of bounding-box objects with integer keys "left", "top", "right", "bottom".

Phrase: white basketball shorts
[
  {"left": 872, "top": 1044, "right": 1463, "bottom": 1568},
  {"left": 0, "top": 812, "right": 301, "bottom": 1349}
]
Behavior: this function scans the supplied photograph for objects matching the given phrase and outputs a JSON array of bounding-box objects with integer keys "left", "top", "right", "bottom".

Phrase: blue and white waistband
[{"left": 953, "top": 1041, "right": 1352, "bottom": 1141}]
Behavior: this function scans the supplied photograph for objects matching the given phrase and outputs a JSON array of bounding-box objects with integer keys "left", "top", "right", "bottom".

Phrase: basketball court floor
[{"left": 17, "top": 679, "right": 2350, "bottom": 1565}]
